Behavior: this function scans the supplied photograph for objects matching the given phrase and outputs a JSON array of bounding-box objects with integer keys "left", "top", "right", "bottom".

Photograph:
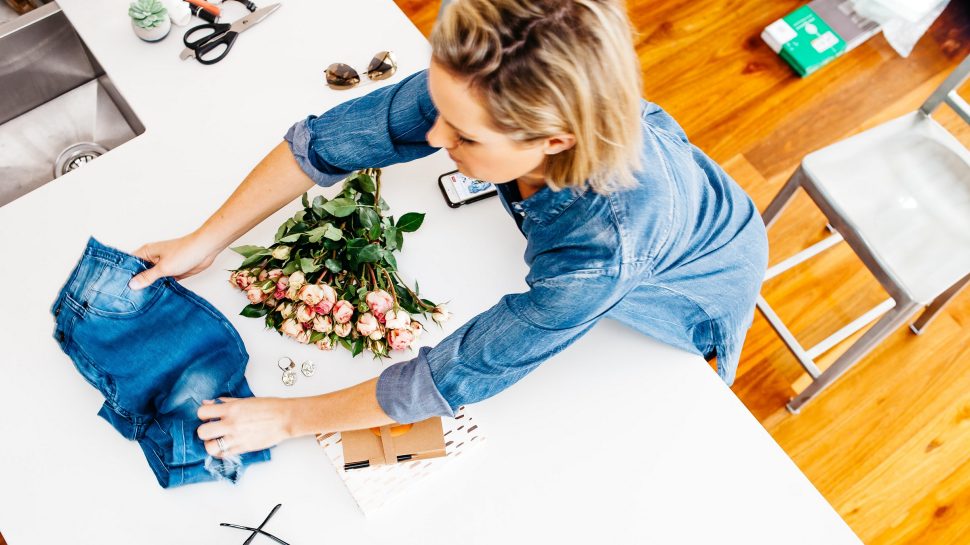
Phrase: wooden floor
[{"left": 396, "top": 2, "right": 970, "bottom": 543}]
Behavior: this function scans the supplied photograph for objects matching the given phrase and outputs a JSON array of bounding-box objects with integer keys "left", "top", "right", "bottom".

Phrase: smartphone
[{"left": 438, "top": 170, "right": 498, "bottom": 208}]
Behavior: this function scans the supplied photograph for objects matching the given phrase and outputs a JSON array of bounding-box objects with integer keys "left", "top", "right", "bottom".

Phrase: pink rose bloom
[
  {"left": 280, "top": 318, "right": 302, "bottom": 337},
  {"left": 231, "top": 271, "right": 254, "bottom": 290},
  {"left": 410, "top": 320, "right": 424, "bottom": 338},
  {"left": 312, "top": 314, "right": 333, "bottom": 333},
  {"left": 385, "top": 309, "right": 410, "bottom": 330},
  {"left": 295, "top": 330, "right": 311, "bottom": 344},
  {"left": 277, "top": 302, "right": 295, "bottom": 319},
  {"left": 387, "top": 328, "right": 415, "bottom": 351},
  {"left": 432, "top": 305, "right": 451, "bottom": 324},
  {"left": 288, "top": 271, "right": 306, "bottom": 287},
  {"left": 366, "top": 290, "right": 394, "bottom": 315},
  {"left": 332, "top": 300, "right": 354, "bottom": 324},
  {"left": 286, "top": 284, "right": 301, "bottom": 301},
  {"left": 356, "top": 312, "right": 379, "bottom": 336},
  {"left": 298, "top": 284, "right": 325, "bottom": 306},
  {"left": 246, "top": 286, "right": 267, "bottom": 304},
  {"left": 334, "top": 321, "right": 352, "bottom": 337},
  {"left": 276, "top": 276, "right": 290, "bottom": 291},
  {"left": 315, "top": 337, "right": 335, "bottom": 351},
  {"left": 368, "top": 328, "right": 384, "bottom": 341},
  {"left": 375, "top": 311, "right": 386, "bottom": 324},
  {"left": 267, "top": 269, "right": 284, "bottom": 281},
  {"left": 316, "top": 284, "right": 337, "bottom": 313},
  {"left": 295, "top": 304, "right": 316, "bottom": 323},
  {"left": 274, "top": 288, "right": 286, "bottom": 300},
  {"left": 265, "top": 297, "right": 278, "bottom": 308}
]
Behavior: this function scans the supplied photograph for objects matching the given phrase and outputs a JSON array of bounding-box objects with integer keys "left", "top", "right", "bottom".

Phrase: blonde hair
[{"left": 431, "top": 0, "right": 643, "bottom": 193}]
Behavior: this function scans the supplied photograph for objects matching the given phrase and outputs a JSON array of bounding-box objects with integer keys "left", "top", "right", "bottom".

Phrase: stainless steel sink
[{"left": 0, "top": 2, "right": 145, "bottom": 207}]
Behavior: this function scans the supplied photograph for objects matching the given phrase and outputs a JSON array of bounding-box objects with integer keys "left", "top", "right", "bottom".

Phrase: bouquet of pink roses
[{"left": 227, "top": 168, "right": 449, "bottom": 358}]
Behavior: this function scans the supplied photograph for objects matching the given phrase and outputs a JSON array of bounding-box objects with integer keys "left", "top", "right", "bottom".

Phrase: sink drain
[{"left": 54, "top": 142, "right": 108, "bottom": 178}]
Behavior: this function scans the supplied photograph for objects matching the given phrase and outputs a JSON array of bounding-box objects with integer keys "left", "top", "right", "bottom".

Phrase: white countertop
[{"left": 0, "top": 0, "right": 862, "bottom": 543}]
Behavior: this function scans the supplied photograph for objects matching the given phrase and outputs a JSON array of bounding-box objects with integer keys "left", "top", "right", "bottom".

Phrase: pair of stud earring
[{"left": 278, "top": 356, "right": 315, "bottom": 386}]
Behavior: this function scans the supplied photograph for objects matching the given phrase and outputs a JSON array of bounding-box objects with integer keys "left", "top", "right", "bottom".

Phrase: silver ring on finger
[{"left": 217, "top": 436, "right": 228, "bottom": 453}]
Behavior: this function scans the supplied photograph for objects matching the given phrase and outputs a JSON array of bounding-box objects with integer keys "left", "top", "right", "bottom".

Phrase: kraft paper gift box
[{"left": 341, "top": 417, "right": 447, "bottom": 471}]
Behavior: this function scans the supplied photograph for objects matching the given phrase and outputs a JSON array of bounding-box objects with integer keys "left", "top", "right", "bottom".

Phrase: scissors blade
[
  {"left": 229, "top": 3, "right": 282, "bottom": 34},
  {"left": 179, "top": 46, "right": 196, "bottom": 60}
]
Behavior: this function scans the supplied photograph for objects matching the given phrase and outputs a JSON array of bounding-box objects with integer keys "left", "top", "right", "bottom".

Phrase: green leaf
[
  {"left": 313, "top": 195, "right": 326, "bottom": 208},
  {"left": 309, "top": 331, "right": 324, "bottom": 343},
  {"left": 346, "top": 237, "right": 367, "bottom": 254},
  {"left": 382, "top": 250, "right": 398, "bottom": 270},
  {"left": 260, "top": 279, "right": 276, "bottom": 293},
  {"left": 240, "top": 304, "right": 269, "bottom": 318},
  {"left": 395, "top": 229, "right": 404, "bottom": 250},
  {"left": 324, "top": 224, "right": 343, "bottom": 241},
  {"left": 239, "top": 253, "right": 268, "bottom": 268},
  {"left": 379, "top": 197, "right": 390, "bottom": 211},
  {"left": 324, "top": 258, "right": 343, "bottom": 273},
  {"left": 274, "top": 223, "right": 288, "bottom": 242},
  {"left": 306, "top": 225, "right": 330, "bottom": 243},
  {"left": 351, "top": 338, "right": 364, "bottom": 357},
  {"left": 300, "top": 257, "right": 321, "bottom": 273},
  {"left": 358, "top": 207, "right": 380, "bottom": 230},
  {"left": 293, "top": 209, "right": 306, "bottom": 223},
  {"left": 230, "top": 245, "right": 268, "bottom": 258},
  {"left": 301, "top": 192, "right": 310, "bottom": 208},
  {"left": 384, "top": 227, "right": 398, "bottom": 250},
  {"left": 323, "top": 198, "right": 357, "bottom": 217},
  {"left": 397, "top": 212, "right": 425, "bottom": 232},
  {"left": 357, "top": 174, "right": 376, "bottom": 193},
  {"left": 338, "top": 337, "right": 352, "bottom": 351},
  {"left": 357, "top": 244, "right": 382, "bottom": 263},
  {"left": 282, "top": 260, "right": 300, "bottom": 275}
]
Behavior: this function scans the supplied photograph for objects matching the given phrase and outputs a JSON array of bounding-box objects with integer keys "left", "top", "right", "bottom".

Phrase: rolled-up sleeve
[
  {"left": 283, "top": 69, "right": 439, "bottom": 187},
  {"left": 375, "top": 267, "right": 640, "bottom": 423}
]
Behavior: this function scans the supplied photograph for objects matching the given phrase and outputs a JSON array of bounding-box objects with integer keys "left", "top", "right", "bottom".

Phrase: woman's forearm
[
  {"left": 193, "top": 140, "right": 317, "bottom": 253},
  {"left": 284, "top": 377, "right": 397, "bottom": 438}
]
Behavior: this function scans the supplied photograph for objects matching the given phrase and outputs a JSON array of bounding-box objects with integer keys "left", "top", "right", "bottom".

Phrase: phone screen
[{"left": 439, "top": 170, "right": 497, "bottom": 207}]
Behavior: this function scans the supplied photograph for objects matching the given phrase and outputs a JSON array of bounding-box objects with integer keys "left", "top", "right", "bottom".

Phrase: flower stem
[
  {"left": 378, "top": 266, "right": 398, "bottom": 308},
  {"left": 392, "top": 270, "right": 435, "bottom": 311}
]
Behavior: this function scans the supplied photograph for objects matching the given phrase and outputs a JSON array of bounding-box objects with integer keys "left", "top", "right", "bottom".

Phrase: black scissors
[{"left": 179, "top": 3, "right": 281, "bottom": 65}]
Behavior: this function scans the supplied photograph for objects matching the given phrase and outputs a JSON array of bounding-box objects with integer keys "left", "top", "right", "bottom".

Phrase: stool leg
[
  {"left": 762, "top": 166, "right": 806, "bottom": 230},
  {"left": 910, "top": 272, "right": 970, "bottom": 335},
  {"left": 787, "top": 300, "right": 920, "bottom": 413}
]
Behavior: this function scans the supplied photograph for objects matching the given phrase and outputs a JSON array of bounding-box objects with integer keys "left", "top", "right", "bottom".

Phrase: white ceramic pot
[{"left": 131, "top": 16, "right": 171, "bottom": 42}]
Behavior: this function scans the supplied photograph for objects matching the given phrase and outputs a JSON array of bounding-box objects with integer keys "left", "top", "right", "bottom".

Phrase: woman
[{"left": 128, "top": 0, "right": 768, "bottom": 459}]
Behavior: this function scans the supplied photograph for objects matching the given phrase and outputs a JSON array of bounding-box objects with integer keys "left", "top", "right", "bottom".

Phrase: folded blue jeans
[{"left": 50, "top": 237, "right": 271, "bottom": 488}]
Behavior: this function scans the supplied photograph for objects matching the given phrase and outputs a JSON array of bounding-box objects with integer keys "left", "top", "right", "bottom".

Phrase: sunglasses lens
[
  {"left": 325, "top": 63, "right": 361, "bottom": 89},
  {"left": 366, "top": 51, "right": 397, "bottom": 81}
]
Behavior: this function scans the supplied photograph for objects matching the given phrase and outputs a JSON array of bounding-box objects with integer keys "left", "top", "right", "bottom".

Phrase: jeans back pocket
[{"left": 84, "top": 262, "right": 163, "bottom": 318}]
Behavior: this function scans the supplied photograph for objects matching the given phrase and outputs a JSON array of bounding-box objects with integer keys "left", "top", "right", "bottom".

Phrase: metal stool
[{"left": 759, "top": 54, "right": 970, "bottom": 413}]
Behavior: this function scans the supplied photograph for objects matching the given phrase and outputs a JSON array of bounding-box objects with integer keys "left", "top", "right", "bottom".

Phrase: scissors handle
[{"left": 183, "top": 22, "right": 237, "bottom": 64}]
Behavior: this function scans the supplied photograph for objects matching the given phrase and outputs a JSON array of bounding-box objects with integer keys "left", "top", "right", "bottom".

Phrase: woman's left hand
[{"left": 196, "top": 397, "right": 293, "bottom": 458}]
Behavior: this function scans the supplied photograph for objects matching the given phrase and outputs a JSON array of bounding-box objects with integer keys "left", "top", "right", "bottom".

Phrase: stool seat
[{"left": 803, "top": 112, "right": 970, "bottom": 304}]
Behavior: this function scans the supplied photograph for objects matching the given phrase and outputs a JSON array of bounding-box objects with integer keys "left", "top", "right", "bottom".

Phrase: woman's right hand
[{"left": 128, "top": 232, "right": 221, "bottom": 290}]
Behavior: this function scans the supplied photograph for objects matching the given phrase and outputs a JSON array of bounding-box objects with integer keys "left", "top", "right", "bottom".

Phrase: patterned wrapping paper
[{"left": 316, "top": 406, "right": 486, "bottom": 515}]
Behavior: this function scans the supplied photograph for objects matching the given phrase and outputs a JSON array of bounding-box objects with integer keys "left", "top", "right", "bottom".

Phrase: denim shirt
[{"left": 284, "top": 70, "right": 768, "bottom": 424}]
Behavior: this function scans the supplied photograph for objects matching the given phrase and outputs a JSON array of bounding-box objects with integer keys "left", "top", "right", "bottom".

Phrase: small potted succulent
[{"left": 128, "top": 0, "right": 170, "bottom": 42}]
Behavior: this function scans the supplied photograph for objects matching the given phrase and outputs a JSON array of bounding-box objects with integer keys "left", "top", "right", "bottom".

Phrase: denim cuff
[
  {"left": 376, "top": 346, "right": 456, "bottom": 423},
  {"left": 283, "top": 118, "right": 351, "bottom": 188}
]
